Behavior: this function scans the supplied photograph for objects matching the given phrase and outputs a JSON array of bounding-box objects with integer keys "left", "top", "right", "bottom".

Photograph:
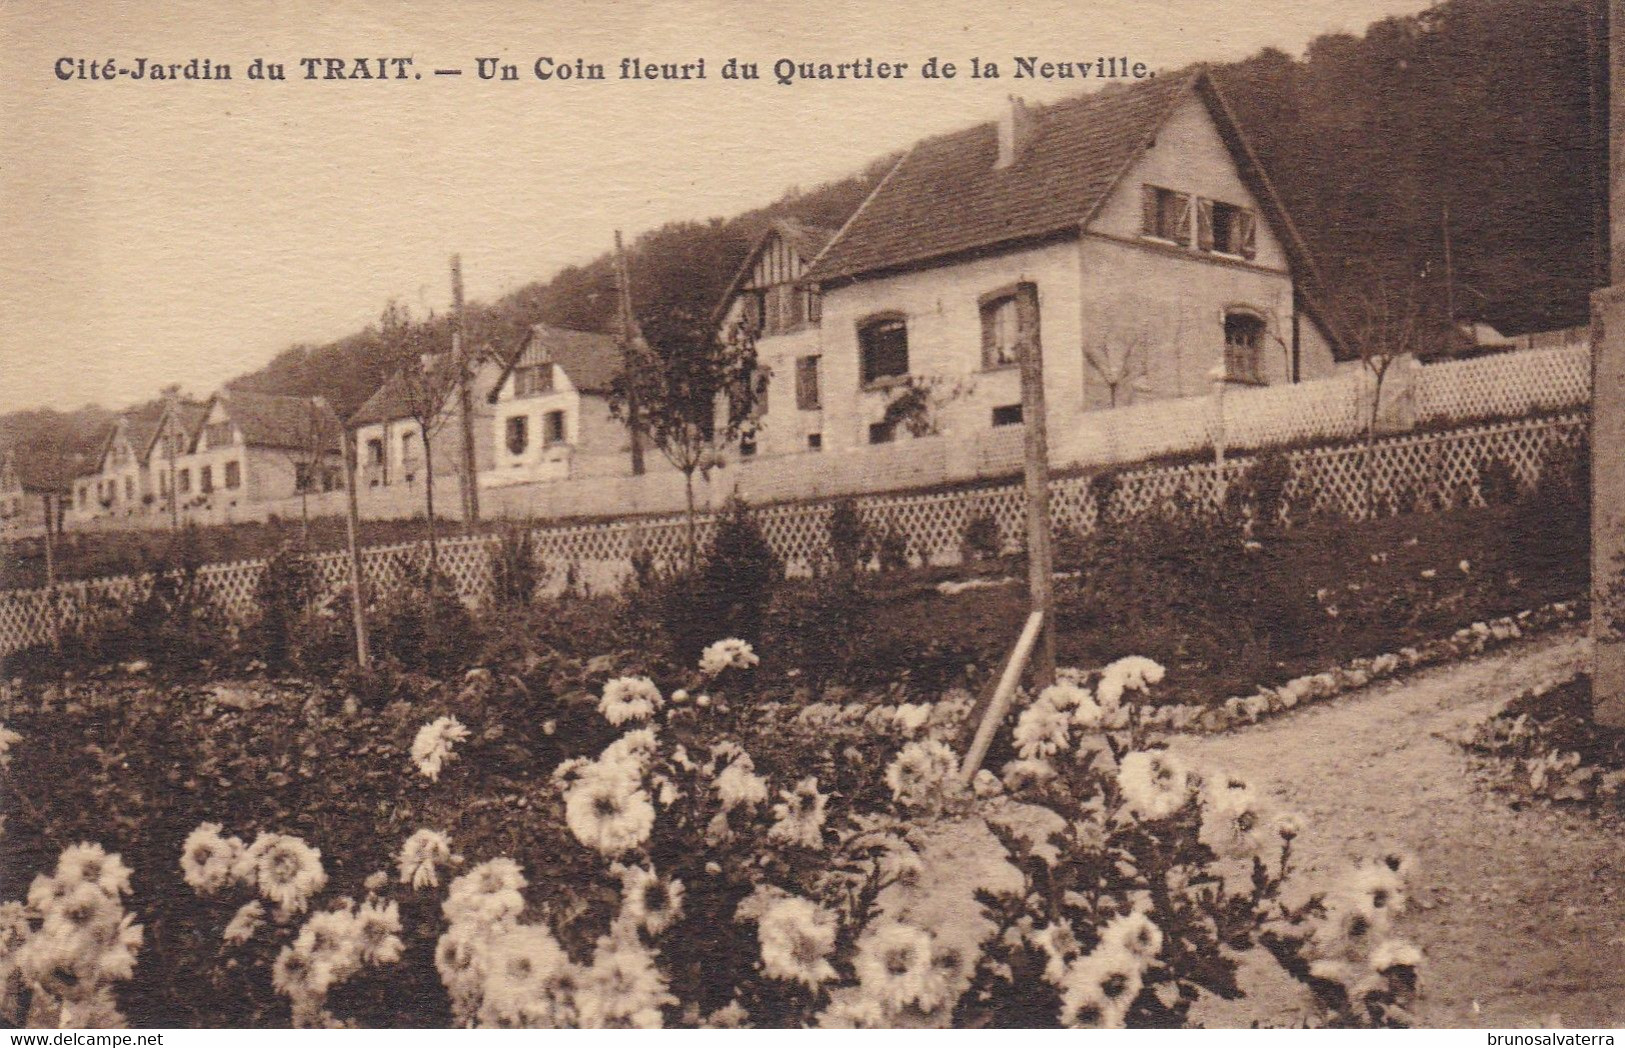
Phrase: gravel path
[{"left": 1170, "top": 627, "right": 1624, "bottom": 1028}]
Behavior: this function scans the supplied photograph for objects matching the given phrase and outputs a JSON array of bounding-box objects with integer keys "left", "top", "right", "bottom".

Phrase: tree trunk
[
  {"left": 423, "top": 434, "right": 440, "bottom": 584},
  {"left": 683, "top": 468, "right": 698, "bottom": 572}
]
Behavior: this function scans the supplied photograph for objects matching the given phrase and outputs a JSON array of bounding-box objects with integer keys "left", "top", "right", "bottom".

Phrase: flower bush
[
  {"left": 0, "top": 643, "right": 1426, "bottom": 1028},
  {"left": 1465, "top": 673, "right": 1625, "bottom": 812}
]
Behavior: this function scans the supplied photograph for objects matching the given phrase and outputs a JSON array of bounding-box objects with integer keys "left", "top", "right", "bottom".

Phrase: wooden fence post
[{"left": 341, "top": 428, "right": 370, "bottom": 668}]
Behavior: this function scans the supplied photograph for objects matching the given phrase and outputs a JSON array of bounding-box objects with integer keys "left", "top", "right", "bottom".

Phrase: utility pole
[
  {"left": 451, "top": 254, "right": 481, "bottom": 529},
  {"left": 614, "top": 231, "right": 647, "bottom": 476},
  {"left": 1017, "top": 294, "right": 1056, "bottom": 688},
  {"left": 164, "top": 390, "right": 181, "bottom": 531}
]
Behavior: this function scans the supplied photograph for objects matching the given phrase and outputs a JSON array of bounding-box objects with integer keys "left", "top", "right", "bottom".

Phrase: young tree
[
  {"left": 1341, "top": 262, "right": 1429, "bottom": 515},
  {"left": 608, "top": 307, "right": 760, "bottom": 567},
  {"left": 283, "top": 397, "right": 341, "bottom": 547},
  {"left": 378, "top": 302, "right": 463, "bottom": 582}
]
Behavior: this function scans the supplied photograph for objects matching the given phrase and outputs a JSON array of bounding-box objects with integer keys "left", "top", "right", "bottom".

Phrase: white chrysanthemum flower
[
  {"left": 444, "top": 858, "right": 528, "bottom": 929},
  {"left": 289, "top": 908, "right": 363, "bottom": 996},
  {"left": 884, "top": 739, "right": 960, "bottom": 807},
  {"left": 598, "top": 677, "right": 664, "bottom": 727},
  {"left": 1275, "top": 812, "right": 1306, "bottom": 841},
  {"left": 565, "top": 769, "right": 656, "bottom": 857},
  {"left": 180, "top": 822, "right": 244, "bottom": 895},
  {"left": 757, "top": 896, "right": 837, "bottom": 990},
  {"left": 243, "top": 833, "right": 327, "bottom": 915},
  {"left": 398, "top": 828, "right": 454, "bottom": 890},
  {"left": 699, "top": 638, "right": 759, "bottom": 676},
  {"left": 476, "top": 923, "right": 573, "bottom": 1028},
  {"left": 224, "top": 900, "right": 265, "bottom": 945},
  {"left": 817, "top": 994, "right": 890, "bottom": 1028},
  {"left": 1096, "top": 656, "right": 1167, "bottom": 709},
  {"left": 1059, "top": 946, "right": 1142, "bottom": 1028},
  {"left": 1101, "top": 911, "right": 1163, "bottom": 962},
  {"left": 972, "top": 768, "right": 1005, "bottom": 798},
  {"left": 435, "top": 920, "right": 493, "bottom": 1021},
  {"left": 354, "top": 899, "right": 404, "bottom": 965},
  {"left": 853, "top": 920, "right": 942, "bottom": 1014},
  {"left": 1341, "top": 862, "right": 1408, "bottom": 921},
  {"left": 713, "top": 755, "right": 769, "bottom": 810},
  {"left": 768, "top": 777, "right": 828, "bottom": 849},
  {"left": 0, "top": 723, "right": 20, "bottom": 767},
  {"left": 892, "top": 703, "right": 931, "bottom": 735},
  {"left": 1198, "top": 776, "right": 1271, "bottom": 860},
  {"left": 575, "top": 933, "right": 675, "bottom": 1029},
  {"left": 411, "top": 716, "right": 471, "bottom": 781},
  {"left": 55, "top": 842, "right": 133, "bottom": 897},
  {"left": 616, "top": 865, "right": 685, "bottom": 936},
  {"left": 1013, "top": 698, "right": 1072, "bottom": 760},
  {"left": 1116, "top": 750, "right": 1191, "bottom": 821}
]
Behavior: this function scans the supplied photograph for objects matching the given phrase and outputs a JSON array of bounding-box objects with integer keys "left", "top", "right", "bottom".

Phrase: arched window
[
  {"left": 858, "top": 314, "right": 909, "bottom": 386},
  {"left": 1223, "top": 310, "right": 1267, "bottom": 385}
]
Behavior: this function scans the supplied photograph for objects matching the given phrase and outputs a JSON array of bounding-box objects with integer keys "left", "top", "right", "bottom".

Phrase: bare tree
[
  {"left": 1342, "top": 264, "right": 1428, "bottom": 514},
  {"left": 1082, "top": 327, "right": 1151, "bottom": 408},
  {"left": 284, "top": 397, "right": 341, "bottom": 547},
  {"left": 394, "top": 346, "right": 463, "bottom": 581},
  {"left": 609, "top": 309, "right": 761, "bottom": 568}
]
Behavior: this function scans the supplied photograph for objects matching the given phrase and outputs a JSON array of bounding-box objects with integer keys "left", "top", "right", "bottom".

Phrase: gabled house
[
  {"left": 0, "top": 451, "right": 71, "bottom": 536},
  {"left": 713, "top": 220, "right": 837, "bottom": 457},
  {"left": 349, "top": 351, "right": 503, "bottom": 508},
  {"left": 483, "top": 323, "right": 630, "bottom": 486},
  {"left": 175, "top": 390, "right": 344, "bottom": 522},
  {"left": 73, "top": 403, "right": 167, "bottom": 522},
  {"left": 139, "top": 397, "right": 209, "bottom": 521},
  {"left": 720, "top": 68, "right": 1345, "bottom": 461}
]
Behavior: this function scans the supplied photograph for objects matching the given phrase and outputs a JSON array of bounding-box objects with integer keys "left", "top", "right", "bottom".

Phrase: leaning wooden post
[
  {"left": 1593, "top": 0, "right": 1625, "bottom": 725},
  {"left": 1018, "top": 294, "right": 1056, "bottom": 688},
  {"left": 341, "top": 427, "right": 371, "bottom": 668},
  {"left": 960, "top": 610, "right": 1045, "bottom": 783},
  {"left": 44, "top": 492, "right": 61, "bottom": 655}
]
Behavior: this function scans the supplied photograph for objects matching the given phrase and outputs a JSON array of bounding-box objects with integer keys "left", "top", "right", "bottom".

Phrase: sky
[{"left": 0, "top": 0, "right": 1437, "bottom": 415}]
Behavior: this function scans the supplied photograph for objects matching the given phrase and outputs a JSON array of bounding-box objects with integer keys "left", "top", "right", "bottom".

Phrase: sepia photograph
[{"left": 0, "top": 0, "right": 1621, "bottom": 1033}]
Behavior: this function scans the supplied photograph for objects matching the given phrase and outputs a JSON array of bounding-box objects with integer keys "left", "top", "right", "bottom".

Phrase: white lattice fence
[
  {"left": 0, "top": 411, "right": 1593, "bottom": 658},
  {"left": 1416, "top": 345, "right": 1590, "bottom": 423}
]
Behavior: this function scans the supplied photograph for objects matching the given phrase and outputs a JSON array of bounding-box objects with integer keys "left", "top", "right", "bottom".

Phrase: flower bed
[
  {"left": 0, "top": 648, "right": 1426, "bottom": 1029},
  {"left": 1462, "top": 673, "right": 1625, "bottom": 816}
]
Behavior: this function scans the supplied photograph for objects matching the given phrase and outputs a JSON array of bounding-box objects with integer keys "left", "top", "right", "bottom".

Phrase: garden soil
[{"left": 1169, "top": 626, "right": 1621, "bottom": 1028}]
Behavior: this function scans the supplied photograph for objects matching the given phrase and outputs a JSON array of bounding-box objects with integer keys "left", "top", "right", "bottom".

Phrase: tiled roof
[
  {"left": 486, "top": 324, "right": 623, "bottom": 402},
  {"left": 805, "top": 72, "right": 1198, "bottom": 283},
  {"left": 139, "top": 399, "right": 209, "bottom": 461},
  {"left": 347, "top": 353, "right": 472, "bottom": 427},
  {"left": 214, "top": 390, "right": 341, "bottom": 451}
]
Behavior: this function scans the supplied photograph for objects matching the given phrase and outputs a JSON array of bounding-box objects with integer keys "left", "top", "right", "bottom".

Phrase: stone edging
[{"left": 1142, "top": 601, "right": 1585, "bottom": 735}]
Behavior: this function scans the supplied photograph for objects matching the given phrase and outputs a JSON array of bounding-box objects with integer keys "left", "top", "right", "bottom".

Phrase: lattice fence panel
[
  {"left": 1416, "top": 345, "right": 1590, "bottom": 424},
  {"left": 0, "top": 411, "right": 1594, "bottom": 658}
]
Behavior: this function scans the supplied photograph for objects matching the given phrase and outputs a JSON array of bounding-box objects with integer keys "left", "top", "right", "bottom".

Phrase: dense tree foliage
[{"left": 2, "top": 0, "right": 1605, "bottom": 465}]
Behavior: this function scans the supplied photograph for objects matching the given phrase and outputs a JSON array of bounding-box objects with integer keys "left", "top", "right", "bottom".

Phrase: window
[
  {"left": 224, "top": 461, "right": 240, "bottom": 489},
  {"left": 543, "top": 410, "right": 566, "bottom": 446},
  {"left": 1141, "top": 185, "right": 1192, "bottom": 245},
  {"left": 514, "top": 365, "right": 553, "bottom": 398},
  {"left": 200, "top": 466, "right": 213, "bottom": 494},
  {"left": 401, "top": 431, "right": 417, "bottom": 459},
  {"left": 159, "top": 472, "right": 169, "bottom": 496},
  {"left": 795, "top": 355, "right": 822, "bottom": 410},
  {"left": 1198, "top": 199, "right": 1258, "bottom": 259},
  {"left": 1223, "top": 311, "right": 1267, "bottom": 385},
  {"left": 77, "top": 485, "right": 87, "bottom": 509},
  {"left": 296, "top": 462, "right": 313, "bottom": 492},
  {"left": 124, "top": 477, "right": 133, "bottom": 501},
  {"left": 868, "top": 421, "right": 896, "bottom": 445},
  {"left": 740, "top": 431, "right": 757, "bottom": 457},
  {"left": 205, "top": 422, "right": 234, "bottom": 448},
  {"left": 859, "top": 316, "right": 909, "bottom": 385},
  {"left": 366, "top": 438, "right": 384, "bottom": 466},
  {"left": 807, "top": 433, "right": 822, "bottom": 451},
  {"left": 749, "top": 367, "right": 770, "bottom": 419},
  {"left": 992, "top": 404, "right": 1024, "bottom": 426},
  {"left": 980, "top": 283, "right": 1039, "bottom": 369},
  {"left": 178, "top": 469, "right": 190, "bottom": 495},
  {"left": 506, "top": 416, "right": 529, "bottom": 455},
  {"left": 324, "top": 467, "right": 342, "bottom": 492}
]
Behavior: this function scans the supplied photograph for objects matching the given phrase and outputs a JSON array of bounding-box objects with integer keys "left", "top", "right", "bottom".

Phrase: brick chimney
[{"left": 995, "top": 95, "right": 1035, "bottom": 169}]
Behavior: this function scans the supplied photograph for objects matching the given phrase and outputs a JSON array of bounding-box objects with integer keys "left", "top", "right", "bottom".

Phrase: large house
[
  {"left": 719, "top": 69, "right": 1343, "bottom": 464},
  {"left": 172, "top": 390, "right": 344, "bottom": 524},
  {"left": 483, "top": 323, "right": 630, "bottom": 488},
  {"left": 71, "top": 404, "right": 168, "bottom": 523}
]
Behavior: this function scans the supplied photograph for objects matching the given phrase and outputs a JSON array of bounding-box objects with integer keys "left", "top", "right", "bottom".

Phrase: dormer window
[
  {"left": 1140, "top": 185, "right": 1192, "bottom": 245},
  {"left": 205, "top": 422, "right": 234, "bottom": 448},
  {"left": 859, "top": 315, "right": 909, "bottom": 386}
]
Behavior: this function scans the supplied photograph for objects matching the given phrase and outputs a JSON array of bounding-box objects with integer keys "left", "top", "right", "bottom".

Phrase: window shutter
[
  {"left": 1239, "top": 209, "right": 1258, "bottom": 260},
  {"left": 1171, "top": 193, "right": 1192, "bottom": 246},
  {"left": 1016, "top": 283, "right": 1041, "bottom": 361},
  {"left": 1140, "top": 185, "right": 1158, "bottom": 236},
  {"left": 1196, "top": 198, "right": 1215, "bottom": 252},
  {"left": 980, "top": 300, "right": 998, "bottom": 367}
]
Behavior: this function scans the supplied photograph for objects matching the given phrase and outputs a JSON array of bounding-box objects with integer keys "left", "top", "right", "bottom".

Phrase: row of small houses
[{"left": 0, "top": 69, "right": 1576, "bottom": 539}]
